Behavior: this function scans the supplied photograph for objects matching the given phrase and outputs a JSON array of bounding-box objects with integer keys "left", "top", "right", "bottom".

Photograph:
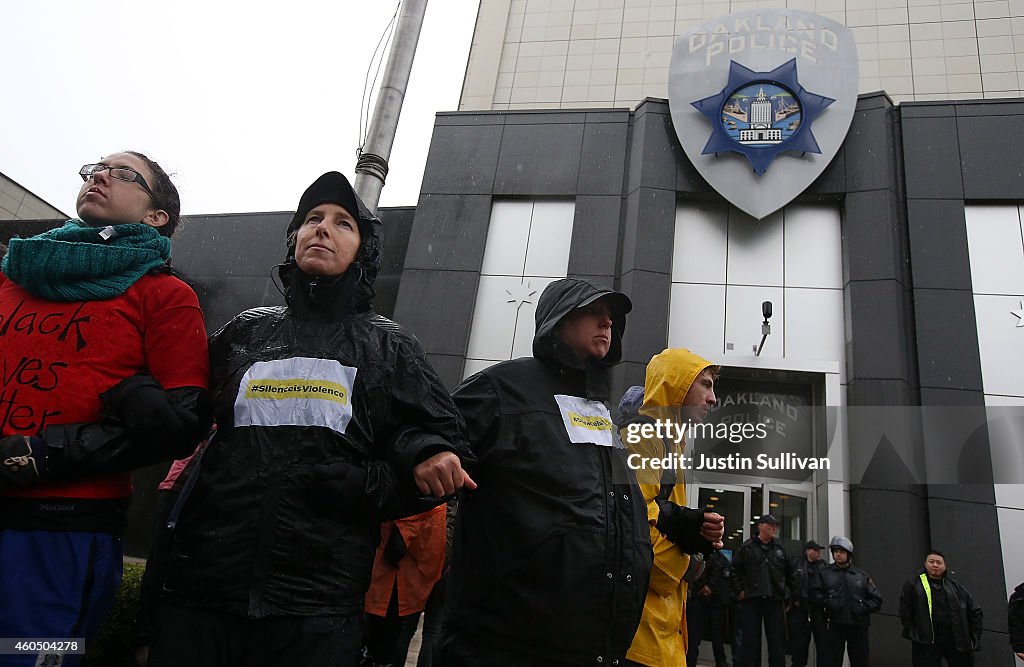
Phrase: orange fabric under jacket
[{"left": 364, "top": 503, "right": 446, "bottom": 617}]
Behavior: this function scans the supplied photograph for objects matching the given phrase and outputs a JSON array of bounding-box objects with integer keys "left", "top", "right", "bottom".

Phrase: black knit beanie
[{"left": 286, "top": 171, "right": 361, "bottom": 246}]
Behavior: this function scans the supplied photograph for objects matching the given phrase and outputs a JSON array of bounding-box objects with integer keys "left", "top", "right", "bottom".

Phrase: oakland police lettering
[{"left": 688, "top": 14, "right": 839, "bottom": 66}]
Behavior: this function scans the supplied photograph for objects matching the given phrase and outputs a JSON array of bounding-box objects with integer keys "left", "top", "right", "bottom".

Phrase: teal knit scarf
[{"left": 1, "top": 220, "right": 172, "bottom": 302}]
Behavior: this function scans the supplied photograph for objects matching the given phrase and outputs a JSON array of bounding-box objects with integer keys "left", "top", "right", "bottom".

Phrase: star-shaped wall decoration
[
  {"left": 1012, "top": 300, "right": 1024, "bottom": 327},
  {"left": 506, "top": 281, "right": 537, "bottom": 311},
  {"left": 692, "top": 59, "right": 835, "bottom": 175}
]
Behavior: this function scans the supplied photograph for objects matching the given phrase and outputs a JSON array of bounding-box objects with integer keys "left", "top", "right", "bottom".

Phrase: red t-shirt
[{"left": 0, "top": 271, "right": 209, "bottom": 499}]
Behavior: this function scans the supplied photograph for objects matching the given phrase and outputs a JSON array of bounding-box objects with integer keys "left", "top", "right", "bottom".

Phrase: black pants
[
  {"left": 826, "top": 623, "right": 868, "bottom": 667},
  {"left": 433, "top": 631, "right": 579, "bottom": 667},
  {"left": 416, "top": 571, "right": 448, "bottom": 667},
  {"left": 148, "top": 605, "right": 362, "bottom": 667},
  {"left": 739, "top": 597, "right": 786, "bottom": 667},
  {"left": 686, "top": 597, "right": 730, "bottom": 666},
  {"left": 707, "top": 604, "right": 731, "bottom": 666},
  {"left": 787, "top": 603, "right": 827, "bottom": 667},
  {"left": 911, "top": 638, "right": 974, "bottom": 667},
  {"left": 363, "top": 584, "right": 422, "bottom": 666}
]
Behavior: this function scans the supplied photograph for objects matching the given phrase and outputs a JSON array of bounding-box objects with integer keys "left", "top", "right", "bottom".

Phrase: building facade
[
  {"left": 460, "top": 0, "right": 1024, "bottom": 110},
  {"left": 0, "top": 172, "right": 65, "bottom": 221},
  {"left": 389, "top": 93, "right": 1024, "bottom": 665}
]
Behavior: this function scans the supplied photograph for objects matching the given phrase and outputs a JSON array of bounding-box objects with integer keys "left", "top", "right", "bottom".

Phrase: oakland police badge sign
[{"left": 669, "top": 9, "right": 858, "bottom": 219}]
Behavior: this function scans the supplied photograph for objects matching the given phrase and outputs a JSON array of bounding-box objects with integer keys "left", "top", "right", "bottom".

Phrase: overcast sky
[{"left": 0, "top": 1, "right": 479, "bottom": 217}]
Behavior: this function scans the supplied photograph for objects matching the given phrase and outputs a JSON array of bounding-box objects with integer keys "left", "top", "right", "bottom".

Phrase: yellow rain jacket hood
[{"left": 625, "top": 347, "right": 714, "bottom": 667}]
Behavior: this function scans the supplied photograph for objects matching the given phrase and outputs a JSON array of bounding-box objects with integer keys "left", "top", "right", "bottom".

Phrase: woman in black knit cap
[{"left": 148, "top": 171, "right": 475, "bottom": 667}]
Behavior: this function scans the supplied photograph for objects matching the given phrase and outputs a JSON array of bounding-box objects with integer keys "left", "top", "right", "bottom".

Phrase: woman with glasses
[
  {"left": 0, "top": 151, "right": 211, "bottom": 666},
  {"left": 146, "top": 171, "right": 475, "bottom": 667}
]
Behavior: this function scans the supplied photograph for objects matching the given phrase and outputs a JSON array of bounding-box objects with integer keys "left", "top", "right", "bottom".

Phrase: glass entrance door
[
  {"left": 766, "top": 486, "right": 810, "bottom": 556},
  {"left": 692, "top": 483, "right": 812, "bottom": 558},
  {"left": 695, "top": 484, "right": 749, "bottom": 555}
]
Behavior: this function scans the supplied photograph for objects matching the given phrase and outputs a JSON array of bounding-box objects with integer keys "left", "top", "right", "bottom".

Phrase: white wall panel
[
  {"left": 468, "top": 201, "right": 575, "bottom": 371},
  {"left": 480, "top": 201, "right": 533, "bottom": 276},
  {"left": 965, "top": 205, "right": 1024, "bottom": 295},
  {"left": 463, "top": 358, "right": 498, "bottom": 379},
  {"left": 974, "top": 293, "right": 1024, "bottom": 397},
  {"left": 524, "top": 200, "right": 575, "bottom": 277},
  {"left": 785, "top": 288, "right": 846, "bottom": 371},
  {"left": 784, "top": 205, "right": 844, "bottom": 289},
  {"left": 510, "top": 277, "right": 560, "bottom": 358},
  {"left": 668, "top": 282, "right": 726, "bottom": 356},
  {"left": 466, "top": 276, "right": 528, "bottom": 360},
  {"left": 998, "top": 507, "right": 1024, "bottom": 598},
  {"left": 726, "top": 208, "right": 784, "bottom": 287},
  {"left": 724, "top": 285, "right": 784, "bottom": 357},
  {"left": 672, "top": 202, "right": 728, "bottom": 284},
  {"left": 987, "top": 396, "right": 1024, "bottom": 506}
]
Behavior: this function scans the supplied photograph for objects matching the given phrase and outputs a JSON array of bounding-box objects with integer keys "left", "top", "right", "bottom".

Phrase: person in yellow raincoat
[{"left": 618, "top": 348, "right": 726, "bottom": 667}]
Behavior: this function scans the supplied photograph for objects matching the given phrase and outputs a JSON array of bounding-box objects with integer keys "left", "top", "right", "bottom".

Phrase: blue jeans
[{"left": 0, "top": 529, "right": 123, "bottom": 667}]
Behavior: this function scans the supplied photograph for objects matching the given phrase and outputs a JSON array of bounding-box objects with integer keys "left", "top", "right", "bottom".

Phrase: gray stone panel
[
  {"left": 191, "top": 275, "right": 278, "bottom": 333},
  {"left": 845, "top": 280, "right": 915, "bottom": 383},
  {"left": 913, "top": 288, "right": 983, "bottom": 392},
  {"left": 565, "top": 274, "right": 616, "bottom": 288},
  {"left": 628, "top": 104, "right": 680, "bottom": 194},
  {"left": 955, "top": 100, "right": 1024, "bottom": 117},
  {"left": 845, "top": 379, "right": 917, "bottom": 407},
  {"left": 906, "top": 200, "right": 973, "bottom": 291},
  {"left": 926, "top": 497, "right": 1008, "bottom": 633},
  {"left": 425, "top": 353, "right": 469, "bottom": 392},
  {"left": 435, "top": 112, "right": 506, "bottom": 126},
  {"left": 620, "top": 188, "right": 676, "bottom": 275},
  {"left": 505, "top": 111, "right": 588, "bottom": 125},
  {"left": 402, "top": 194, "right": 492, "bottom": 272},
  {"left": 567, "top": 196, "right": 623, "bottom": 278},
  {"left": 844, "top": 190, "right": 906, "bottom": 284},
  {"left": 901, "top": 103, "right": 956, "bottom": 119},
  {"left": 393, "top": 269, "right": 479, "bottom": 357},
  {"left": 848, "top": 486, "right": 930, "bottom": 602},
  {"left": 420, "top": 124, "right": 504, "bottom": 195},
  {"left": 902, "top": 114, "right": 965, "bottom": 200},
  {"left": 844, "top": 102, "right": 898, "bottom": 194},
  {"left": 958, "top": 115, "right": 1024, "bottom": 200},
  {"left": 493, "top": 123, "right": 585, "bottom": 195},
  {"left": 577, "top": 121, "right": 629, "bottom": 196},
  {"left": 918, "top": 387, "right": 985, "bottom": 406},
  {"left": 613, "top": 362, "right": 649, "bottom": 406},
  {"left": 187, "top": 214, "right": 289, "bottom": 278},
  {"left": 618, "top": 269, "right": 671, "bottom": 366},
  {"left": 807, "top": 144, "right": 846, "bottom": 195}
]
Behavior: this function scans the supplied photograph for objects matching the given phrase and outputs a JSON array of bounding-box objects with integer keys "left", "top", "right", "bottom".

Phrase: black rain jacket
[
  {"left": 899, "top": 571, "right": 983, "bottom": 652},
  {"left": 1010, "top": 581, "right": 1024, "bottom": 653},
  {"left": 161, "top": 195, "right": 471, "bottom": 618},
  {"left": 732, "top": 537, "right": 795, "bottom": 601},
  {"left": 814, "top": 563, "right": 883, "bottom": 627},
  {"left": 443, "top": 278, "right": 652, "bottom": 665}
]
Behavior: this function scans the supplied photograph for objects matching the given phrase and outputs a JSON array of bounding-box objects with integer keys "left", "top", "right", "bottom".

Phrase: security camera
[{"left": 762, "top": 300, "right": 773, "bottom": 320}]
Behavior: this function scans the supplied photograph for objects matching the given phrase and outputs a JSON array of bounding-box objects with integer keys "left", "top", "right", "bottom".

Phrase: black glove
[
  {"left": 101, "top": 374, "right": 199, "bottom": 437},
  {"left": 310, "top": 462, "right": 369, "bottom": 516},
  {"left": 0, "top": 435, "right": 45, "bottom": 489},
  {"left": 655, "top": 498, "right": 712, "bottom": 555}
]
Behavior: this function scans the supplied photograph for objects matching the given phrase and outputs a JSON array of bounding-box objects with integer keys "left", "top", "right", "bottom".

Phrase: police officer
[
  {"left": 898, "top": 550, "right": 983, "bottom": 667},
  {"left": 705, "top": 548, "right": 736, "bottom": 667},
  {"left": 789, "top": 540, "right": 827, "bottom": 667},
  {"left": 731, "top": 515, "right": 795, "bottom": 667},
  {"left": 814, "top": 536, "right": 882, "bottom": 667}
]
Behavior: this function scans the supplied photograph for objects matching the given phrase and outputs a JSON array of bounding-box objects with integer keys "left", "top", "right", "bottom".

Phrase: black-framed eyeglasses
[{"left": 79, "top": 163, "right": 158, "bottom": 204}]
